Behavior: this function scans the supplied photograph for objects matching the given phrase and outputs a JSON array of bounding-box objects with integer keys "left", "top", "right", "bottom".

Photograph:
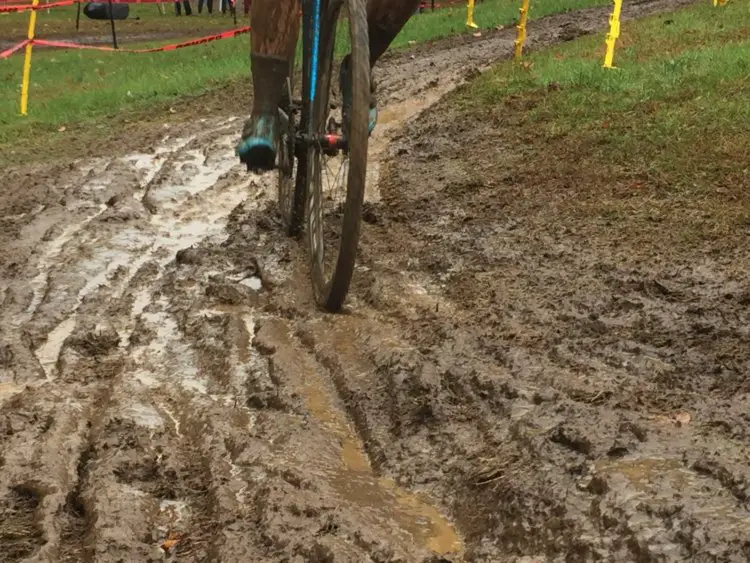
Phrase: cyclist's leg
[
  {"left": 367, "top": 0, "right": 420, "bottom": 64},
  {"left": 340, "top": 0, "right": 420, "bottom": 134},
  {"left": 237, "top": 0, "right": 299, "bottom": 170}
]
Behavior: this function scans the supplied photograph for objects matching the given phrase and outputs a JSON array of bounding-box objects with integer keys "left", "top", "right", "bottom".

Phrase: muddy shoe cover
[{"left": 237, "top": 114, "right": 278, "bottom": 172}]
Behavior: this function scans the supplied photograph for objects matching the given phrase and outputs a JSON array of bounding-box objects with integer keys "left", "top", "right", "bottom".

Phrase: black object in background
[{"left": 83, "top": 2, "right": 129, "bottom": 20}]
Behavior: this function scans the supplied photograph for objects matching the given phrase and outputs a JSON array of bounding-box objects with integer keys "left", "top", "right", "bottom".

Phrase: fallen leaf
[
  {"left": 674, "top": 412, "right": 691, "bottom": 425},
  {"left": 161, "top": 532, "right": 182, "bottom": 552}
]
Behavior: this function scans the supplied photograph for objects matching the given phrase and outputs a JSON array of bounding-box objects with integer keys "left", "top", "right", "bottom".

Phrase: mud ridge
[{"left": 2, "top": 0, "right": 731, "bottom": 561}]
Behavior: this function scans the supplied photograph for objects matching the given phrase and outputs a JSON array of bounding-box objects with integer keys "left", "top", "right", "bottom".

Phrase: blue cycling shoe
[{"left": 236, "top": 114, "right": 278, "bottom": 172}]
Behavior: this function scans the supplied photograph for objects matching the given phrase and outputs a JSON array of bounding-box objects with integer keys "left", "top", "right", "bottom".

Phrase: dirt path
[{"left": 2, "top": 0, "right": 737, "bottom": 561}]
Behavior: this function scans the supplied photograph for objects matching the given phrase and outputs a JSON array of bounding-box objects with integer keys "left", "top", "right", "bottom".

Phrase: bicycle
[{"left": 276, "top": 0, "right": 371, "bottom": 312}]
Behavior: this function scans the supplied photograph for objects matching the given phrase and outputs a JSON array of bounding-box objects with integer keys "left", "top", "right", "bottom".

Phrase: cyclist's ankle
[{"left": 250, "top": 53, "right": 292, "bottom": 117}]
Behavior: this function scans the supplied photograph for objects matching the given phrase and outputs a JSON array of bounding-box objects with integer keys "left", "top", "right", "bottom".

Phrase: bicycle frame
[
  {"left": 299, "top": 0, "right": 348, "bottom": 152},
  {"left": 306, "top": 0, "right": 322, "bottom": 105}
]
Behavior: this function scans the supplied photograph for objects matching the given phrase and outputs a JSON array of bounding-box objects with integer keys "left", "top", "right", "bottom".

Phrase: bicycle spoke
[{"left": 303, "top": 0, "right": 369, "bottom": 311}]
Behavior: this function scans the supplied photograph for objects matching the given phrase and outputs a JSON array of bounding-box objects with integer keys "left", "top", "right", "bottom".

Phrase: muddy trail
[{"left": 3, "top": 0, "right": 747, "bottom": 561}]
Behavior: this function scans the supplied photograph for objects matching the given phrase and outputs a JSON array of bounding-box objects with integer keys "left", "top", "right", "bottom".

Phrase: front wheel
[{"left": 303, "top": 0, "right": 370, "bottom": 312}]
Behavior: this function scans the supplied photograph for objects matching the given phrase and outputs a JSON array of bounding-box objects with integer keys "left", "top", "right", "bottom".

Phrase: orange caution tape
[
  {"left": 0, "top": 39, "right": 29, "bottom": 59},
  {"left": 29, "top": 26, "right": 251, "bottom": 54},
  {"left": 0, "top": 0, "right": 74, "bottom": 12}
]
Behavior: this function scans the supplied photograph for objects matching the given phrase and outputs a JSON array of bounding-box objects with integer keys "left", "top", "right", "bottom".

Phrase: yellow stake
[
  {"left": 20, "top": 0, "right": 40, "bottom": 116},
  {"left": 514, "top": 0, "right": 530, "bottom": 59},
  {"left": 466, "top": 0, "right": 478, "bottom": 29},
  {"left": 602, "top": 0, "right": 623, "bottom": 69}
]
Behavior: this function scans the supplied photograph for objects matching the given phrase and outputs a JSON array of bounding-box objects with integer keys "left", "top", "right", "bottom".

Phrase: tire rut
[{"left": 0, "top": 0, "right": 710, "bottom": 560}]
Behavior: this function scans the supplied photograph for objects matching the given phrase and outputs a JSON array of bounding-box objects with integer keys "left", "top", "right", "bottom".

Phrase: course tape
[
  {"left": 0, "top": 39, "right": 29, "bottom": 59},
  {"left": 29, "top": 25, "right": 250, "bottom": 53},
  {"left": 0, "top": 0, "right": 180, "bottom": 3},
  {"left": 0, "top": 0, "right": 75, "bottom": 12},
  {"left": 0, "top": 0, "right": 212, "bottom": 8}
]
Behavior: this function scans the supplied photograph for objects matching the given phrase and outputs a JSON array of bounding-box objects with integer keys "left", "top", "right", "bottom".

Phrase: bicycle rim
[{"left": 304, "top": 0, "right": 370, "bottom": 312}]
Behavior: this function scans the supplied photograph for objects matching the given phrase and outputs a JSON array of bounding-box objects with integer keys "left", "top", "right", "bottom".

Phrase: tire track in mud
[{"left": 0, "top": 0, "right": 714, "bottom": 561}]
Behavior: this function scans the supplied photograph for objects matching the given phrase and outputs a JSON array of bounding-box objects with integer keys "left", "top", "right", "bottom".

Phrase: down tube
[{"left": 308, "top": 0, "right": 322, "bottom": 104}]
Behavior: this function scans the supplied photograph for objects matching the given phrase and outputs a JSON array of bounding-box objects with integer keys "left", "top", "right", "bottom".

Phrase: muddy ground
[{"left": 3, "top": 0, "right": 749, "bottom": 561}]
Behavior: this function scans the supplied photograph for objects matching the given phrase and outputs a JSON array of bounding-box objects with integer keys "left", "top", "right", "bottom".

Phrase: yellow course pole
[
  {"left": 602, "top": 0, "right": 623, "bottom": 69},
  {"left": 514, "top": 0, "right": 530, "bottom": 59},
  {"left": 20, "top": 0, "right": 40, "bottom": 116},
  {"left": 466, "top": 0, "right": 478, "bottom": 29}
]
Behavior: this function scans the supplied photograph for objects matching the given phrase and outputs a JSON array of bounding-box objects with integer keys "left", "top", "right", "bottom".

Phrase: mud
[{"left": 3, "top": 0, "right": 745, "bottom": 561}]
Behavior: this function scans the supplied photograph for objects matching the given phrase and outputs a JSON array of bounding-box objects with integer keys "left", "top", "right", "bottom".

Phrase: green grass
[
  {"left": 0, "top": 0, "right": 610, "bottom": 164},
  {"left": 452, "top": 0, "right": 750, "bottom": 248},
  {"left": 392, "top": 0, "right": 610, "bottom": 49}
]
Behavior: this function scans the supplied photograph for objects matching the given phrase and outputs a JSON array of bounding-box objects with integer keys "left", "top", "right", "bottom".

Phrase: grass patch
[
  {"left": 0, "top": 0, "right": 610, "bottom": 166},
  {"left": 452, "top": 1, "right": 750, "bottom": 250},
  {"left": 391, "top": 0, "right": 610, "bottom": 49}
]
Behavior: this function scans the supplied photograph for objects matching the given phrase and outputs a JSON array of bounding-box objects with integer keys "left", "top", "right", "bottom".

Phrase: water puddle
[
  {"left": 237, "top": 313, "right": 255, "bottom": 364},
  {"left": 131, "top": 287, "right": 155, "bottom": 321},
  {"left": 266, "top": 320, "right": 463, "bottom": 557},
  {"left": 24, "top": 204, "right": 108, "bottom": 318},
  {"left": 146, "top": 140, "right": 236, "bottom": 210},
  {"left": 377, "top": 91, "right": 445, "bottom": 127},
  {"left": 595, "top": 457, "right": 692, "bottom": 492},
  {"left": 31, "top": 136, "right": 251, "bottom": 374},
  {"left": 36, "top": 316, "right": 77, "bottom": 379},
  {"left": 75, "top": 229, "right": 154, "bottom": 302},
  {"left": 239, "top": 277, "right": 262, "bottom": 291},
  {"left": 132, "top": 305, "right": 208, "bottom": 395},
  {"left": 121, "top": 403, "right": 165, "bottom": 429}
]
